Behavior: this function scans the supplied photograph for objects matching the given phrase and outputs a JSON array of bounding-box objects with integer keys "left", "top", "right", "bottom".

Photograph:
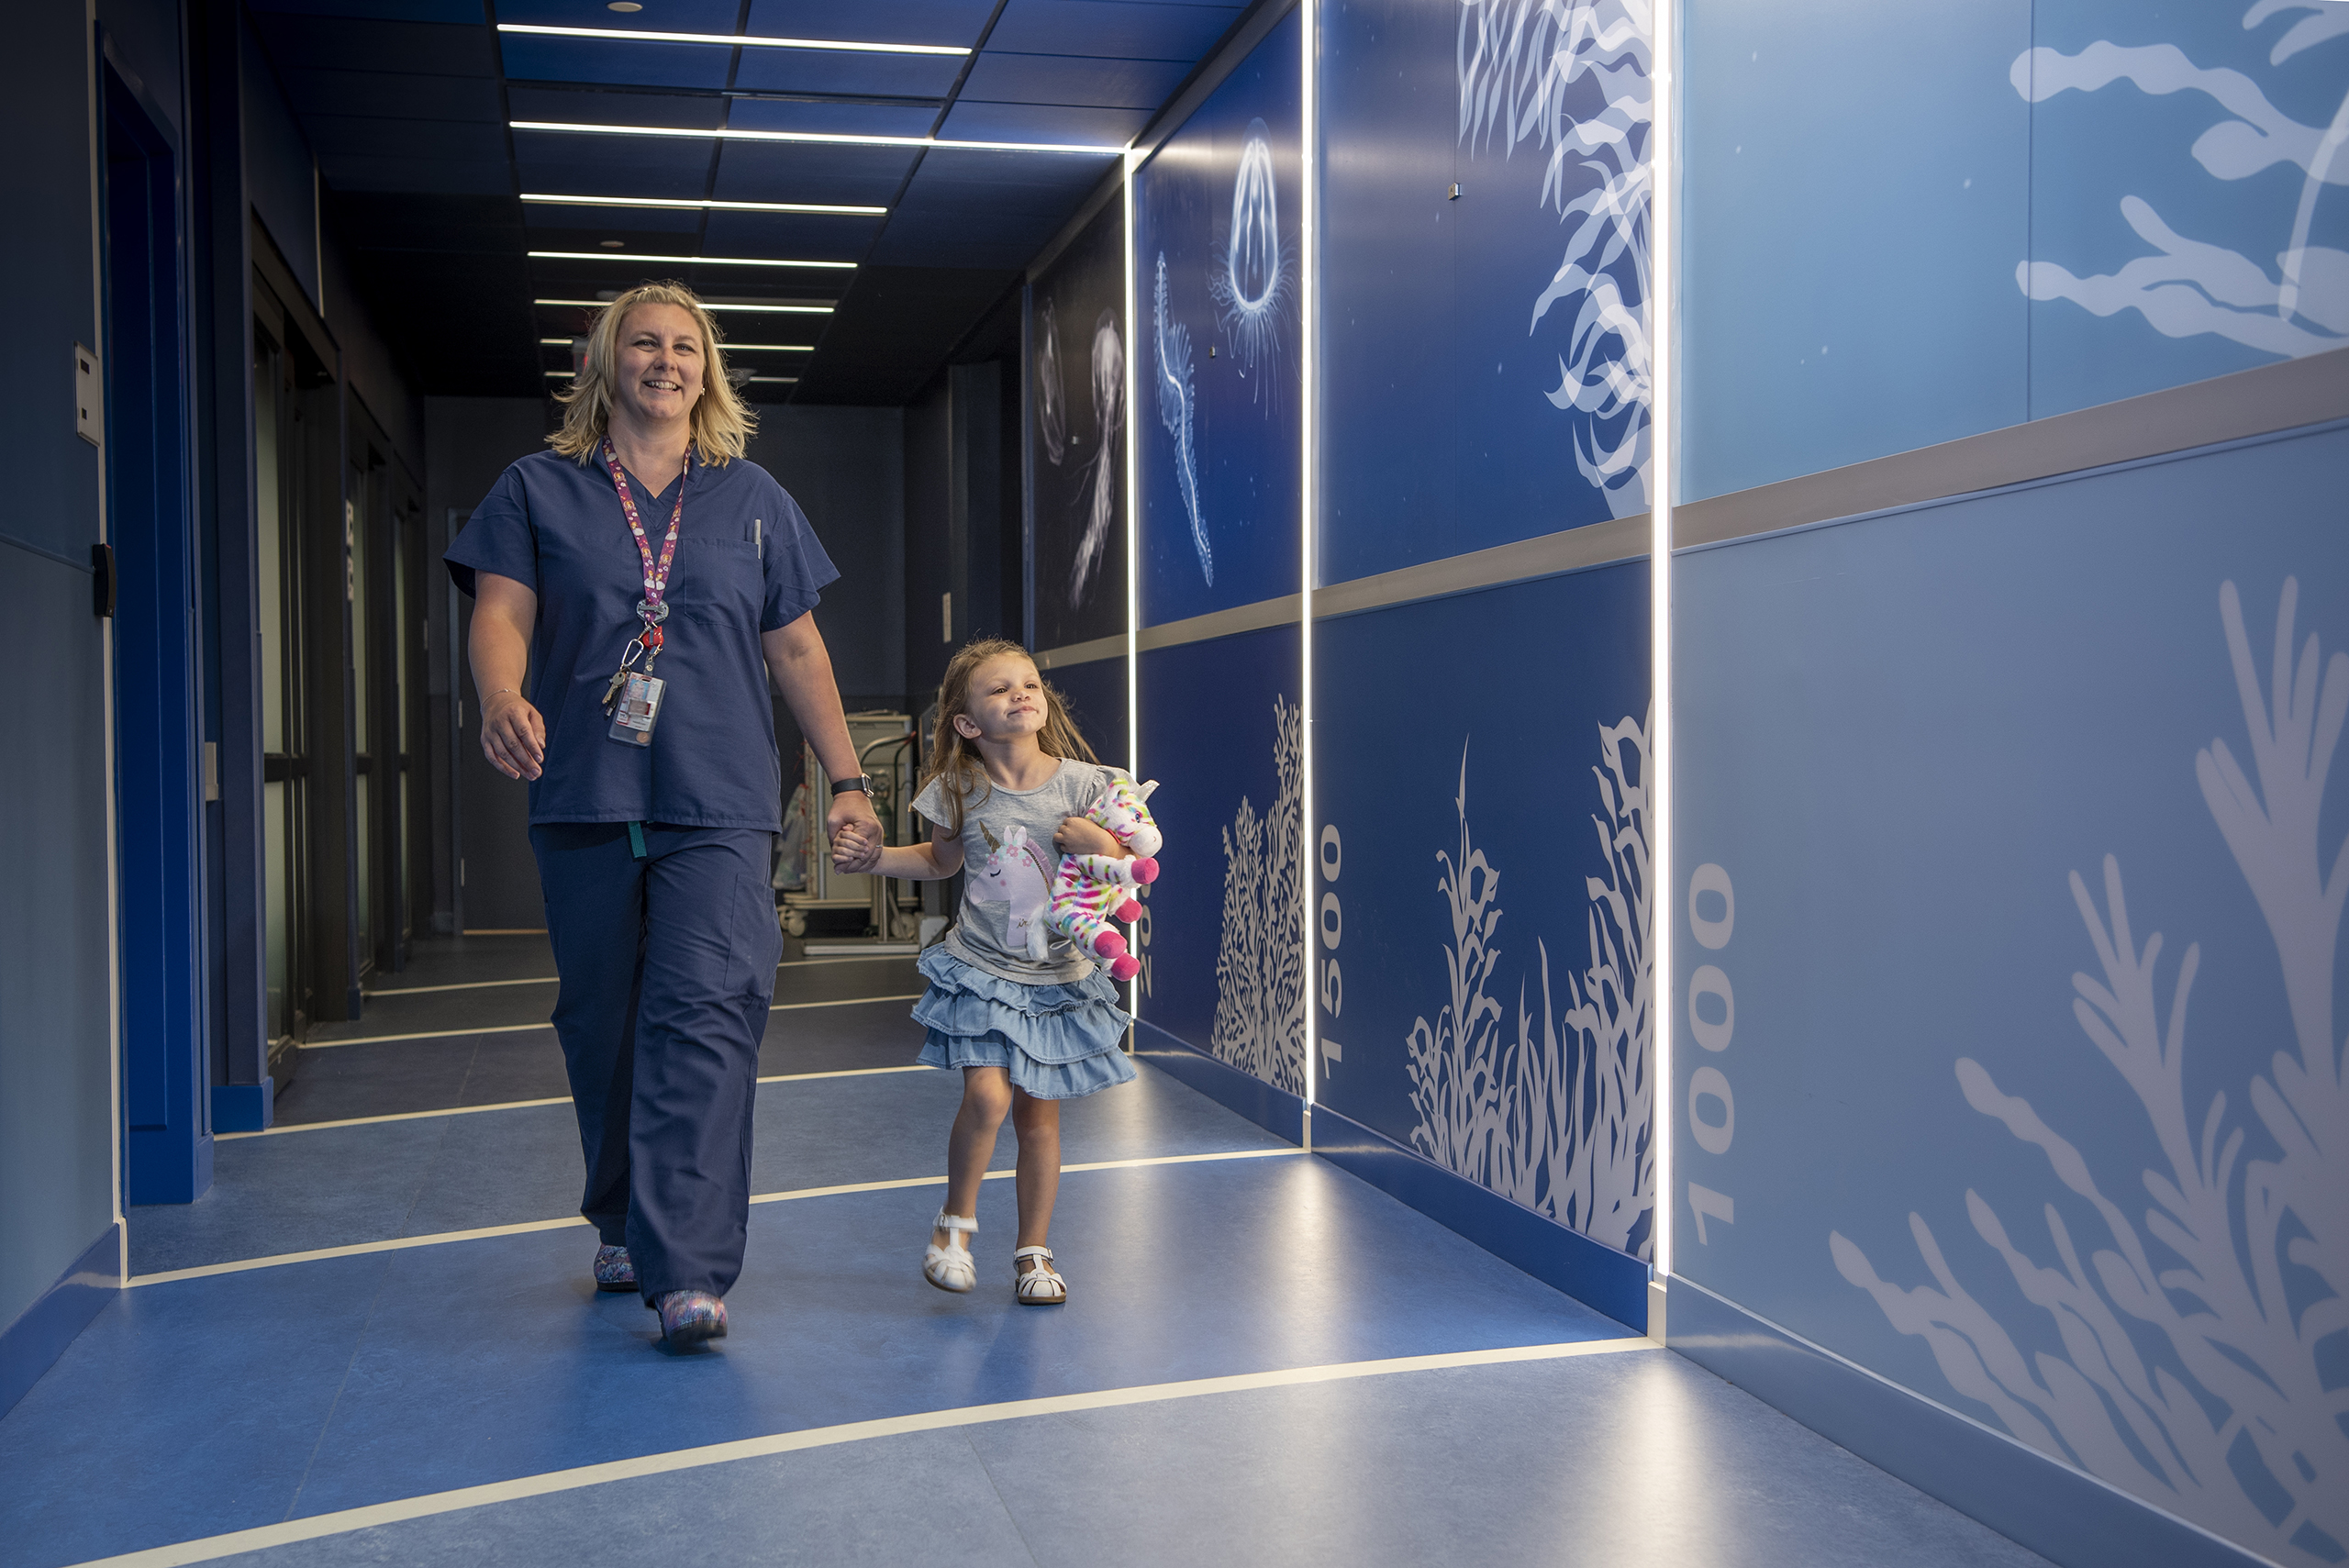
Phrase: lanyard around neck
[{"left": 602, "top": 438, "right": 687, "bottom": 667}]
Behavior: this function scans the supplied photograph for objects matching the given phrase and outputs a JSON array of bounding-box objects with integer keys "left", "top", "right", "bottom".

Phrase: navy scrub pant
[{"left": 530, "top": 822, "right": 783, "bottom": 1304}]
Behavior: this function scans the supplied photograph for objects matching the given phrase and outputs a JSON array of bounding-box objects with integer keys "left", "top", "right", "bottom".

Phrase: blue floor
[{"left": 5, "top": 936, "right": 2053, "bottom": 1568}]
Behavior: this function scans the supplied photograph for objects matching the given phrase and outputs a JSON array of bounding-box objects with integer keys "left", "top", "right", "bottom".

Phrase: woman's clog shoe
[
  {"left": 593, "top": 1245, "right": 636, "bottom": 1292},
  {"left": 655, "top": 1290, "right": 728, "bottom": 1346}
]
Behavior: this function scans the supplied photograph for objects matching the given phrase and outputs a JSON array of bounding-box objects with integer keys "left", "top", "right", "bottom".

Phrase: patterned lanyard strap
[{"left": 601, "top": 438, "right": 685, "bottom": 673}]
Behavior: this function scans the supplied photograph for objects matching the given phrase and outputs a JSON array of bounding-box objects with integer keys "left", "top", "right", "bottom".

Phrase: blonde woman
[{"left": 446, "top": 282, "right": 878, "bottom": 1347}]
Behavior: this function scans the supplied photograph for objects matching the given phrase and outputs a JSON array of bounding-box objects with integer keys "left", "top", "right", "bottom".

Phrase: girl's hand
[
  {"left": 1053, "top": 817, "right": 1121, "bottom": 858},
  {"left": 830, "top": 820, "right": 882, "bottom": 873},
  {"left": 481, "top": 690, "right": 545, "bottom": 781}
]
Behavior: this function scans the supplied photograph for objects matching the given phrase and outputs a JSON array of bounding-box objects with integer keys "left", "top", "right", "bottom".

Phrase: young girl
[{"left": 830, "top": 638, "right": 1140, "bottom": 1305}]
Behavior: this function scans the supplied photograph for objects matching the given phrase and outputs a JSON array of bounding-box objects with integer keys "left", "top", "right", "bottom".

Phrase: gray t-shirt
[{"left": 913, "top": 756, "right": 1119, "bottom": 985}]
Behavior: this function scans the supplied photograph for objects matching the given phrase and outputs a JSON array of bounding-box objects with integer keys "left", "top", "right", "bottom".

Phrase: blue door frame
[{"left": 102, "top": 41, "right": 212, "bottom": 1206}]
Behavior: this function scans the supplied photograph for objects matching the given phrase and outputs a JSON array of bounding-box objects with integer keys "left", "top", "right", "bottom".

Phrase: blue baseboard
[
  {"left": 1130, "top": 1021, "right": 1306, "bottom": 1144},
  {"left": 1666, "top": 1277, "right": 2262, "bottom": 1568},
  {"left": 1, "top": 1222, "right": 121, "bottom": 1418},
  {"left": 210, "top": 1079, "right": 274, "bottom": 1133},
  {"left": 1310, "top": 1104, "right": 1651, "bottom": 1330}
]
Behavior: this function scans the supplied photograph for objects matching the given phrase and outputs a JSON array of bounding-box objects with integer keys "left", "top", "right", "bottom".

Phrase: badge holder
[{"left": 603, "top": 599, "right": 669, "bottom": 747}]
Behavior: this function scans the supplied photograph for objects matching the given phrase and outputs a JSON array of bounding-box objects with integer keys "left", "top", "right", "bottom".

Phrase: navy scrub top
[{"left": 445, "top": 448, "right": 839, "bottom": 831}]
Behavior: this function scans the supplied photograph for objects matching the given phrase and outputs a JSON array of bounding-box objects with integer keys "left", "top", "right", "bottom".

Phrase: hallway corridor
[{"left": 5, "top": 939, "right": 2042, "bottom": 1567}]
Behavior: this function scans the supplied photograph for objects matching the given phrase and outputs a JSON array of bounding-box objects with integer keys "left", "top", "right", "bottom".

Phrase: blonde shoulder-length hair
[{"left": 549, "top": 282, "right": 756, "bottom": 466}]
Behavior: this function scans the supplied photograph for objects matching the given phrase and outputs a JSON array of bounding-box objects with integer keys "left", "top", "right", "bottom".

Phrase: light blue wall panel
[
  {"left": 1316, "top": 563, "right": 1653, "bottom": 1259},
  {"left": 1319, "top": 0, "right": 1655, "bottom": 585},
  {"left": 1134, "top": 14, "right": 1303, "bottom": 626},
  {"left": 1135, "top": 626, "right": 1304, "bottom": 1094},
  {"left": 1672, "top": 421, "right": 2348, "bottom": 1567},
  {"left": 1679, "top": 0, "right": 2032, "bottom": 503},
  {"left": 2025, "top": 0, "right": 2349, "bottom": 417}
]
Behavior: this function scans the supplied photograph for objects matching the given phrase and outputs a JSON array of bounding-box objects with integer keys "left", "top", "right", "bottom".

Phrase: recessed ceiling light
[
  {"left": 599, "top": 239, "right": 625, "bottom": 249},
  {"left": 530, "top": 250, "right": 855, "bottom": 270},
  {"left": 524, "top": 193, "right": 886, "bottom": 217},
  {"left": 607, "top": 3, "right": 642, "bottom": 11},
  {"left": 499, "top": 23, "right": 967, "bottom": 58},
  {"left": 510, "top": 119, "right": 1123, "bottom": 156},
  {"left": 535, "top": 297, "right": 836, "bottom": 314}
]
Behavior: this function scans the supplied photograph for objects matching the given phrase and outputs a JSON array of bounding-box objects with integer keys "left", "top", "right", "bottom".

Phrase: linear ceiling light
[
  {"left": 511, "top": 119, "right": 1123, "bottom": 156},
  {"left": 529, "top": 250, "right": 855, "bottom": 269},
  {"left": 535, "top": 298, "right": 835, "bottom": 314},
  {"left": 715, "top": 343, "right": 817, "bottom": 352},
  {"left": 523, "top": 193, "right": 885, "bottom": 217},
  {"left": 498, "top": 23, "right": 967, "bottom": 57},
  {"left": 746, "top": 376, "right": 800, "bottom": 384}
]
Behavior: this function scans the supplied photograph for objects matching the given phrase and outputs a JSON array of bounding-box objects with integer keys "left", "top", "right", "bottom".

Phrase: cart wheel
[{"left": 783, "top": 908, "right": 807, "bottom": 937}]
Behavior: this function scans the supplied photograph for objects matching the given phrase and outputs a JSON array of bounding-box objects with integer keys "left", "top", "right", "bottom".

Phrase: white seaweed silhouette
[
  {"left": 1152, "top": 252, "right": 1211, "bottom": 585},
  {"left": 1832, "top": 580, "right": 2348, "bottom": 1567},
  {"left": 2012, "top": 4, "right": 2348, "bottom": 357},
  {"left": 1457, "top": 0, "right": 1654, "bottom": 517},
  {"left": 1069, "top": 310, "right": 1124, "bottom": 605},
  {"left": 1210, "top": 695, "right": 1305, "bottom": 1094},
  {"left": 1405, "top": 716, "right": 1656, "bottom": 1257},
  {"left": 1208, "top": 117, "right": 1295, "bottom": 401}
]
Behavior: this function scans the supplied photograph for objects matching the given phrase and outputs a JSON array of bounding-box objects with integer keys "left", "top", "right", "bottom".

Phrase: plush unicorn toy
[{"left": 1045, "top": 777, "right": 1163, "bottom": 981}]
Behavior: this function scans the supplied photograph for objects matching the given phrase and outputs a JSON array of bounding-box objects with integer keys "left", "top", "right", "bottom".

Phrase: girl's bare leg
[
  {"left": 1010, "top": 1089, "right": 1062, "bottom": 1251},
  {"left": 937, "top": 1067, "right": 1010, "bottom": 1250}
]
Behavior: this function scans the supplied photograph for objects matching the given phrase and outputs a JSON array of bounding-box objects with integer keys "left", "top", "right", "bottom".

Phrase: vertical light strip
[
  {"left": 1122, "top": 151, "right": 1143, "bottom": 1024},
  {"left": 1647, "top": 0, "right": 1679, "bottom": 1285},
  {"left": 1297, "top": 0, "right": 1319, "bottom": 1129}
]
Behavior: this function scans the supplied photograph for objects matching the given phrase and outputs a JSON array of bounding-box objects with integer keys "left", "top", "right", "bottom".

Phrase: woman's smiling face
[{"left": 611, "top": 303, "right": 706, "bottom": 428}]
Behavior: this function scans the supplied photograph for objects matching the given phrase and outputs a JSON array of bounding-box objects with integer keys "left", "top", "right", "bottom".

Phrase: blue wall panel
[
  {"left": 1316, "top": 562, "right": 1653, "bottom": 1262},
  {"left": 1043, "top": 653, "right": 1129, "bottom": 766},
  {"left": 1133, "top": 14, "right": 1303, "bottom": 626},
  {"left": 1679, "top": 0, "right": 2032, "bottom": 504},
  {"left": 1135, "top": 625, "right": 1304, "bottom": 1094},
  {"left": 1319, "top": 0, "right": 1656, "bottom": 585},
  {"left": 1672, "top": 421, "right": 2348, "bottom": 1567}
]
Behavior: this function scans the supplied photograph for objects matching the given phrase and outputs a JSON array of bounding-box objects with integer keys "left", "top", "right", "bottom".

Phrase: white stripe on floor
[
  {"left": 362, "top": 955, "right": 918, "bottom": 997},
  {"left": 124, "top": 1148, "right": 1302, "bottom": 1285},
  {"left": 299, "top": 994, "right": 923, "bottom": 1049},
  {"left": 61, "top": 1335, "right": 1653, "bottom": 1568},
  {"left": 216, "top": 1066, "right": 934, "bottom": 1140}
]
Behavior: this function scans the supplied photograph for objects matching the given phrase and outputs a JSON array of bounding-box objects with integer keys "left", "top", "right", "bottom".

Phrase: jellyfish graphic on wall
[
  {"left": 1208, "top": 117, "right": 1294, "bottom": 400},
  {"left": 1069, "top": 308, "right": 1124, "bottom": 602},
  {"left": 1153, "top": 251, "right": 1211, "bottom": 585},
  {"left": 1035, "top": 297, "right": 1067, "bottom": 467}
]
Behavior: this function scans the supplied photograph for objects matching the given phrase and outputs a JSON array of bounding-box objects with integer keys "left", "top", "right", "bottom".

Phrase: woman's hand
[
  {"left": 1053, "top": 817, "right": 1121, "bottom": 858},
  {"left": 481, "top": 689, "right": 546, "bottom": 781}
]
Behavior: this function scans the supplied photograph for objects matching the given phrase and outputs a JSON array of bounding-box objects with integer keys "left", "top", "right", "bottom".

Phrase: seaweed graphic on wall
[
  {"left": 1152, "top": 252, "right": 1212, "bottom": 585},
  {"left": 1210, "top": 695, "right": 1305, "bottom": 1094},
  {"left": 1405, "top": 713, "right": 1655, "bottom": 1256},
  {"left": 1208, "top": 117, "right": 1295, "bottom": 401},
  {"left": 1457, "top": 0, "right": 1655, "bottom": 517},
  {"left": 1069, "top": 310, "right": 1125, "bottom": 604},
  {"left": 2012, "top": 3, "right": 2347, "bottom": 358},
  {"left": 1831, "top": 580, "right": 2347, "bottom": 1566}
]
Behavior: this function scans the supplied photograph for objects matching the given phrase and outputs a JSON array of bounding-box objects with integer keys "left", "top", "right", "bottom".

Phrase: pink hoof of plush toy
[
  {"left": 1107, "top": 952, "right": 1141, "bottom": 982},
  {"left": 1114, "top": 896, "right": 1141, "bottom": 923},
  {"left": 1129, "top": 856, "right": 1160, "bottom": 884},
  {"left": 1093, "top": 930, "right": 1129, "bottom": 962}
]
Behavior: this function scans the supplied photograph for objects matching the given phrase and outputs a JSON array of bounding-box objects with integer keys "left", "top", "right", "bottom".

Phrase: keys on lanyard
[{"left": 599, "top": 439, "right": 686, "bottom": 746}]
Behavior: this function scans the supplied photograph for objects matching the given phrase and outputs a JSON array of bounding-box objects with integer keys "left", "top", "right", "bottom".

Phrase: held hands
[
  {"left": 828, "top": 791, "right": 885, "bottom": 873},
  {"left": 480, "top": 690, "right": 546, "bottom": 781},
  {"left": 1053, "top": 816, "right": 1122, "bottom": 858}
]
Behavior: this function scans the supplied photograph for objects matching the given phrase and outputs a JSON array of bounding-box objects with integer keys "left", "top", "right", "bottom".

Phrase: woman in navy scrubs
[{"left": 446, "top": 282, "right": 879, "bottom": 1347}]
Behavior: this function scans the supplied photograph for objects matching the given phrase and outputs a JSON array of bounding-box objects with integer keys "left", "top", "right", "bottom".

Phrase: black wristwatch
[{"left": 830, "top": 773, "right": 874, "bottom": 796}]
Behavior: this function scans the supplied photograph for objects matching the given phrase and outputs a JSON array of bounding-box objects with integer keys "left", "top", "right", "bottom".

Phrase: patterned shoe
[
  {"left": 593, "top": 1245, "right": 636, "bottom": 1292},
  {"left": 655, "top": 1290, "right": 728, "bottom": 1346}
]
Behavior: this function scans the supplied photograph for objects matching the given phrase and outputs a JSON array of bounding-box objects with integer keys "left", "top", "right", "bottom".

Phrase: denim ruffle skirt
[{"left": 912, "top": 943, "right": 1136, "bottom": 1100}]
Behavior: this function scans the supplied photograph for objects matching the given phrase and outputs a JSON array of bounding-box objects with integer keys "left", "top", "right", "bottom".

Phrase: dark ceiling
[{"left": 250, "top": 0, "right": 1253, "bottom": 404}]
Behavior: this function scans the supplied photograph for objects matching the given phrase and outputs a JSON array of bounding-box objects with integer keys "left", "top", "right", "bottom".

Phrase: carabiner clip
[{"left": 620, "top": 637, "right": 645, "bottom": 670}]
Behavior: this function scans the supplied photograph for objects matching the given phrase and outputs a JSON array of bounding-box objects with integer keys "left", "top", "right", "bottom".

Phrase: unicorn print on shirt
[{"left": 967, "top": 823, "right": 1058, "bottom": 962}]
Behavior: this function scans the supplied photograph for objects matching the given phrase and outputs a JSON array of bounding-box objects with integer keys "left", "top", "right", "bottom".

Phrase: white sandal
[
  {"left": 924, "top": 1211, "right": 977, "bottom": 1293},
  {"left": 1013, "top": 1245, "right": 1067, "bottom": 1306}
]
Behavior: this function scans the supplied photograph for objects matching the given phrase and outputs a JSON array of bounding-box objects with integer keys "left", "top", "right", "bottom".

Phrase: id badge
[{"left": 607, "top": 672, "right": 665, "bottom": 746}]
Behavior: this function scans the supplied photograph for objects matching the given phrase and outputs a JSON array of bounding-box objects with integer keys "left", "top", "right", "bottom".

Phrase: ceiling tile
[
  {"left": 699, "top": 210, "right": 888, "bottom": 253},
  {"left": 496, "top": 0, "right": 742, "bottom": 28},
  {"left": 723, "top": 99, "right": 941, "bottom": 139},
  {"left": 524, "top": 209, "right": 707, "bottom": 240},
  {"left": 958, "top": 51, "right": 1189, "bottom": 109},
  {"left": 514, "top": 157, "right": 715, "bottom": 201},
  {"left": 938, "top": 101, "right": 1145, "bottom": 147},
  {"left": 499, "top": 34, "right": 735, "bottom": 90},
  {"left": 743, "top": 0, "right": 996, "bottom": 48},
  {"left": 985, "top": 0, "right": 1236, "bottom": 61},
  {"left": 729, "top": 50, "right": 965, "bottom": 99},
  {"left": 711, "top": 140, "right": 920, "bottom": 206},
  {"left": 505, "top": 86, "right": 727, "bottom": 128}
]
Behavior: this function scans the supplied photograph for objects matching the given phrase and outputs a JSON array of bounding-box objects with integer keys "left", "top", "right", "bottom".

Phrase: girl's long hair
[
  {"left": 922, "top": 639, "right": 1100, "bottom": 835},
  {"left": 548, "top": 282, "right": 754, "bottom": 466}
]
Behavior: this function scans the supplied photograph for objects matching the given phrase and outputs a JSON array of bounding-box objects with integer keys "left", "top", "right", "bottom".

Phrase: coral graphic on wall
[
  {"left": 1831, "top": 580, "right": 2347, "bottom": 1566},
  {"left": 1457, "top": 0, "right": 1654, "bottom": 517},
  {"left": 1152, "top": 252, "right": 1212, "bottom": 585},
  {"left": 2012, "top": 3, "right": 2347, "bottom": 358},
  {"left": 1210, "top": 695, "right": 1304, "bottom": 1093},
  {"left": 1208, "top": 117, "right": 1294, "bottom": 400},
  {"left": 1405, "top": 714, "right": 1655, "bottom": 1257}
]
